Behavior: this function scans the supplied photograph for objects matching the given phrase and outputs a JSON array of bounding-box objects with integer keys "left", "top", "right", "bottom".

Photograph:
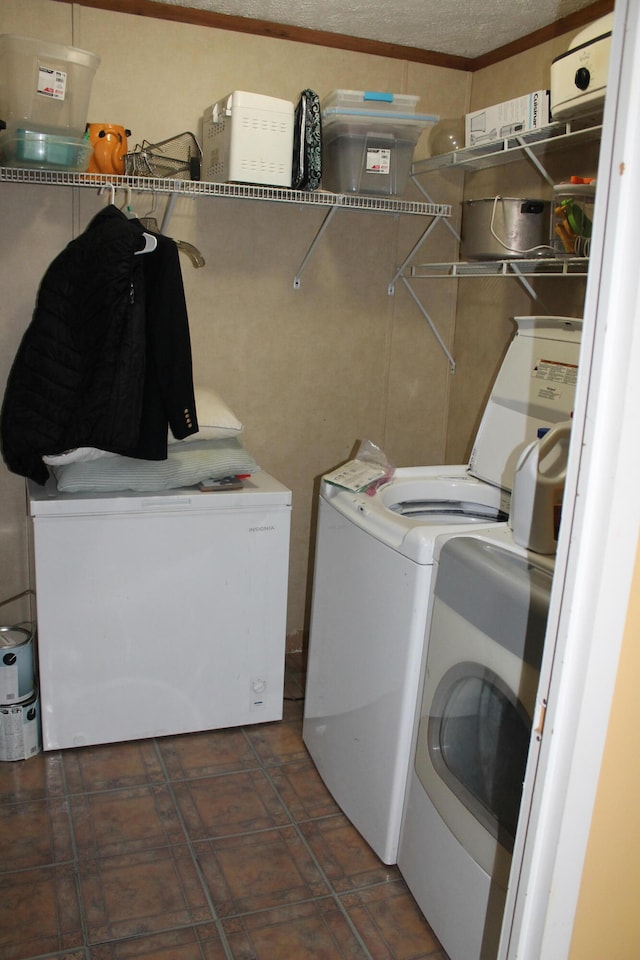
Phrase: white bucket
[
  {"left": 0, "top": 625, "right": 36, "bottom": 704},
  {"left": 0, "top": 688, "right": 41, "bottom": 761}
]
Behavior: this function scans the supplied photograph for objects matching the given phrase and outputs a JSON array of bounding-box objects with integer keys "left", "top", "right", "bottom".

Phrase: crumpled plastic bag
[{"left": 323, "top": 439, "right": 395, "bottom": 495}]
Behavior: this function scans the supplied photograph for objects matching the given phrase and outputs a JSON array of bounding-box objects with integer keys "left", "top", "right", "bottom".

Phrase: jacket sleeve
[{"left": 130, "top": 234, "right": 199, "bottom": 458}]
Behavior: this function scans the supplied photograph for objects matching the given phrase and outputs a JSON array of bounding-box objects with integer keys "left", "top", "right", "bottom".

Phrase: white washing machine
[
  {"left": 303, "top": 315, "right": 581, "bottom": 864},
  {"left": 397, "top": 527, "right": 555, "bottom": 960}
]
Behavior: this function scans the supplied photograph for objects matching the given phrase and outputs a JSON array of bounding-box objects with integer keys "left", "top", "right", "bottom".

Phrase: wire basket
[{"left": 124, "top": 132, "right": 202, "bottom": 180}]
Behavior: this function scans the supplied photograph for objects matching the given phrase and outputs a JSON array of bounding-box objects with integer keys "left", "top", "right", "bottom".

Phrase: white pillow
[
  {"left": 43, "top": 447, "right": 116, "bottom": 466},
  {"left": 52, "top": 439, "right": 258, "bottom": 493},
  {"left": 169, "top": 385, "right": 243, "bottom": 443}
]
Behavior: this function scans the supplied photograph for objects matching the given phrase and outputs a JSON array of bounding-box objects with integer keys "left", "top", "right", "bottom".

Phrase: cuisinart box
[
  {"left": 550, "top": 14, "right": 613, "bottom": 122},
  {"left": 202, "top": 90, "right": 294, "bottom": 187},
  {"left": 465, "top": 90, "right": 550, "bottom": 147}
]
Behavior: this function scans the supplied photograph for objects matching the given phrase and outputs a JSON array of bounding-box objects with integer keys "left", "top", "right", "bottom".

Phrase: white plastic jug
[{"left": 509, "top": 421, "right": 572, "bottom": 555}]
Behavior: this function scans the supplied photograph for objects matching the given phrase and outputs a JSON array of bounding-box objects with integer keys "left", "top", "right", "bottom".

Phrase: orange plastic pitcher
[{"left": 86, "top": 123, "right": 131, "bottom": 176}]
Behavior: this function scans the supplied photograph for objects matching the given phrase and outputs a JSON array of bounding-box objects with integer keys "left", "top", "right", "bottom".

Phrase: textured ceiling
[{"left": 146, "top": 0, "right": 601, "bottom": 59}]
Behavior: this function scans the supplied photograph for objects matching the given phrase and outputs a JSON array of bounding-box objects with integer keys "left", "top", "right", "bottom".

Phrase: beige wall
[
  {"left": 0, "top": 1, "right": 590, "bottom": 648},
  {"left": 568, "top": 537, "right": 640, "bottom": 959},
  {"left": 0, "top": 0, "right": 471, "bottom": 642}
]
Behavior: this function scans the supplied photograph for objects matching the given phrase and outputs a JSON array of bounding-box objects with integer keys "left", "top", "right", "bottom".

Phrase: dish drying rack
[{"left": 124, "top": 132, "right": 202, "bottom": 180}]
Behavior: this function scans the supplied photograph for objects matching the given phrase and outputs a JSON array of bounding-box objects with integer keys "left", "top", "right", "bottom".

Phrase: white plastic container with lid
[
  {"left": 509, "top": 421, "right": 572, "bottom": 555},
  {"left": 0, "top": 34, "right": 100, "bottom": 139},
  {"left": 321, "top": 89, "right": 438, "bottom": 196}
]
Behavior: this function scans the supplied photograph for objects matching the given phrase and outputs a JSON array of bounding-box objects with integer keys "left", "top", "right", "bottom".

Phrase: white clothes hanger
[
  {"left": 135, "top": 232, "right": 158, "bottom": 255},
  {"left": 120, "top": 186, "right": 138, "bottom": 220},
  {"left": 96, "top": 182, "right": 156, "bottom": 254},
  {"left": 139, "top": 194, "right": 204, "bottom": 267},
  {"left": 98, "top": 182, "right": 117, "bottom": 205}
]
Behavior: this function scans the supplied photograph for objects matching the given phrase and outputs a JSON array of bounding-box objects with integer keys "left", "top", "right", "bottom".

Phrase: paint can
[
  {"left": 0, "top": 625, "right": 36, "bottom": 704},
  {"left": 0, "top": 688, "right": 41, "bottom": 761}
]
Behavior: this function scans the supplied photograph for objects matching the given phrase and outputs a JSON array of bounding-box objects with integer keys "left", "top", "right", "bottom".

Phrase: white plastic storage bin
[
  {"left": 0, "top": 34, "right": 100, "bottom": 139},
  {"left": 321, "top": 90, "right": 437, "bottom": 196},
  {"left": 202, "top": 91, "right": 294, "bottom": 187}
]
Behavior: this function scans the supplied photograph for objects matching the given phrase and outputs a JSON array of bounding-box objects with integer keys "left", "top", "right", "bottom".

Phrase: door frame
[{"left": 499, "top": 2, "right": 640, "bottom": 956}]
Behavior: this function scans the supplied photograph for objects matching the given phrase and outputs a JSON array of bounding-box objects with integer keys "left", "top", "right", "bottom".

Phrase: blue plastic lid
[{"left": 363, "top": 91, "right": 394, "bottom": 102}]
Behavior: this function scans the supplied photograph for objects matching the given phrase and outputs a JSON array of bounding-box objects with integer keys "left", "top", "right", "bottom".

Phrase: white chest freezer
[{"left": 28, "top": 472, "right": 291, "bottom": 750}]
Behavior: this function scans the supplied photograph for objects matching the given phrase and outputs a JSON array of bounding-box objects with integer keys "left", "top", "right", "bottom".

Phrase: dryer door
[{"left": 414, "top": 537, "right": 552, "bottom": 885}]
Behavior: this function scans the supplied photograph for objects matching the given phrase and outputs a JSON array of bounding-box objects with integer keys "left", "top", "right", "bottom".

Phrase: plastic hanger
[
  {"left": 98, "top": 182, "right": 117, "bottom": 205},
  {"left": 135, "top": 232, "right": 158, "bottom": 255},
  {"left": 139, "top": 196, "right": 204, "bottom": 267},
  {"left": 98, "top": 185, "right": 190, "bottom": 261},
  {"left": 120, "top": 186, "right": 157, "bottom": 254},
  {"left": 121, "top": 186, "right": 138, "bottom": 219}
]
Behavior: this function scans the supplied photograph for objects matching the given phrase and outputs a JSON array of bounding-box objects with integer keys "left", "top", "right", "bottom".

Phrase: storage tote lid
[
  {"left": 322, "top": 89, "right": 421, "bottom": 114},
  {"left": 323, "top": 106, "right": 438, "bottom": 124},
  {"left": 0, "top": 34, "right": 100, "bottom": 69},
  {"left": 321, "top": 109, "right": 438, "bottom": 147},
  {"left": 468, "top": 316, "right": 582, "bottom": 492}
]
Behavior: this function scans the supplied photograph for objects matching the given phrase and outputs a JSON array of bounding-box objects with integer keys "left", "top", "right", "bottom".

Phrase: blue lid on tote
[{"left": 363, "top": 91, "right": 394, "bottom": 102}]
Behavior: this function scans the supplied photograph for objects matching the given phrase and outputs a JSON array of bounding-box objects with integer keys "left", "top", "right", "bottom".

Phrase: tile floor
[{"left": 0, "top": 653, "right": 447, "bottom": 960}]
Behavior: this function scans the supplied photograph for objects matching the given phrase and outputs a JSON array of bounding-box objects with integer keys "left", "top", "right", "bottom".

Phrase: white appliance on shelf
[
  {"left": 29, "top": 472, "right": 291, "bottom": 751},
  {"left": 550, "top": 14, "right": 613, "bottom": 122},
  {"left": 398, "top": 527, "right": 555, "bottom": 960},
  {"left": 302, "top": 316, "right": 581, "bottom": 864}
]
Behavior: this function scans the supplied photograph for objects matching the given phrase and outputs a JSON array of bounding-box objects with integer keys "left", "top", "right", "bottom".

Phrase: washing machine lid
[{"left": 468, "top": 315, "right": 582, "bottom": 492}]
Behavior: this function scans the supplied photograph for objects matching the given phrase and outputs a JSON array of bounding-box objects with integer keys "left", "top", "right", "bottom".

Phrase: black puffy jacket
[{"left": 1, "top": 205, "right": 198, "bottom": 484}]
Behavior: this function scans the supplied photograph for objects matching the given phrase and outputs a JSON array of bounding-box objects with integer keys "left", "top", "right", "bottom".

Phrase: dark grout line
[
  {"left": 250, "top": 730, "right": 377, "bottom": 960},
  {"left": 151, "top": 736, "right": 236, "bottom": 960}
]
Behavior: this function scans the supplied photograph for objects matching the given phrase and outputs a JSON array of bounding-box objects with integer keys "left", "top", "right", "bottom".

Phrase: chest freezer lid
[
  {"left": 29, "top": 470, "right": 291, "bottom": 517},
  {"left": 468, "top": 316, "right": 582, "bottom": 492}
]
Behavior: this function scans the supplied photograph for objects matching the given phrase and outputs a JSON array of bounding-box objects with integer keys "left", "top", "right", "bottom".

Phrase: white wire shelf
[
  {"left": 409, "top": 257, "right": 589, "bottom": 278},
  {"left": 0, "top": 166, "right": 452, "bottom": 218},
  {"left": 411, "top": 122, "right": 602, "bottom": 176}
]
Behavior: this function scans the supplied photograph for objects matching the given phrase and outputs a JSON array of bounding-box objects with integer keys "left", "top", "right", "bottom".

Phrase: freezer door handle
[{"left": 141, "top": 497, "right": 193, "bottom": 511}]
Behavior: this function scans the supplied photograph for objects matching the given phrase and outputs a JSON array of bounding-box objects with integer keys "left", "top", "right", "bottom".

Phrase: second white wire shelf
[{"left": 409, "top": 257, "right": 589, "bottom": 278}]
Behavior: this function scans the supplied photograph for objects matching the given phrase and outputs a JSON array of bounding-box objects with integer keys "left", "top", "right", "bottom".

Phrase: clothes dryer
[
  {"left": 303, "top": 316, "right": 581, "bottom": 864},
  {"left": 397, "top": 527, "right": 554, "bottom": 960}
]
